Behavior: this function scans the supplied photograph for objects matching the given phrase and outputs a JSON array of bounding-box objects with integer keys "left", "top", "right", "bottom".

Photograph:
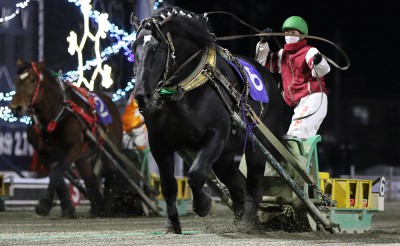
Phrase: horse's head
[
  {"left": 130, "top": 6, "right": 215, "bottom": 109},
  {"left": 10, "top": 59, "right": 45, "bottom": 117}
]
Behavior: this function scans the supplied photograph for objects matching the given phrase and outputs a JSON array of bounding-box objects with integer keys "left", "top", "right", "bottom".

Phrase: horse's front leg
[
  {"left": 149, "top": 137, "right": 181, "bottom": 233},
  {"left": 55, "top": 175, "right": 76, "bottom": 218},
  {"left": 36, "top": 159, "right": 72, "bottom": 217},
  {"left": 44, "top": 145, "right": 82, "bottom": 218},
  {"left": 188, "top": 130, "right": 225, "bottom": 217},
  {"left": 35, "top": 162, "right": 57, "bottom": 216}
]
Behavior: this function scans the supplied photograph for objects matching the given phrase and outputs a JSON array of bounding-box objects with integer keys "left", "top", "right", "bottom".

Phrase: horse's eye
[{"left": 157, "top": 48, "right": 163, "bottom": 53}]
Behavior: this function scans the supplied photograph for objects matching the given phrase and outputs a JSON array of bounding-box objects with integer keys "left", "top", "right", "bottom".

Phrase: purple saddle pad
[
  {"left": 91, "top": 93, "right": 113, "bottom": 125},
  {"left": 227, "top": 57, "right": 269, "bottom": 103}
]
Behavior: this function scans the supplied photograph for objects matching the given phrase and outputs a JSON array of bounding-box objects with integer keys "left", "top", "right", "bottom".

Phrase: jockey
[
  {"left": 255, "top": 16, "right": 331, "bottom": 140},
  {"left": 121, "top": 92, "right": 148, "bottom": 150}
]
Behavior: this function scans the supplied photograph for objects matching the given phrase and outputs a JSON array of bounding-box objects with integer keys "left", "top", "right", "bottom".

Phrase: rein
[
  {"left": 204, "top": 11, "right": 350, "bottom": 71},
  {"left": 150, "top": 18, "right": 177, "bottom": 84},
  {"left": 204, "top": 11, "right": 349, "bottom": 121},
  {"left": 218, "top": 32, "right": 350, "bottom": 71}
]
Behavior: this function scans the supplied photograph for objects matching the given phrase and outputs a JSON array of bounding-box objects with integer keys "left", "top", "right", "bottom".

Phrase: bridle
[
  {"left": 135, "top": 11, "right": 208, "bottom": 101},
  {"left": 136, "top": 16, "right": 177, "bottom": 86},
  {"left": 29, "top": 62, "right": 44, "bottom": 107},
  {"left": 22, "top": 63, "right": 66, "bottom": 132}
]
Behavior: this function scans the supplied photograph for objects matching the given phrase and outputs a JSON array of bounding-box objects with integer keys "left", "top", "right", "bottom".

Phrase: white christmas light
[
  {"left": 0, "top": 0, "right": 31, "bottom": 24},
  {"left": 67, "top": 0, "right": 113, "bottom": 90}
]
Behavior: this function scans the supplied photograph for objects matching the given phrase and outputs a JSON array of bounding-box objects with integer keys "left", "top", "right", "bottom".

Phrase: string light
[
  {"left": 112, "top": 79, "right": 135, "bottom": 102},
  {"left": 1, "top": 0, "right": 165, "bottom": 123},
  {"left": 0, "top": 91, "right": 15, "bottom": 102},
  {"left": 153, "top": 0, "right": 164, "bottom": 10},
  {"left": 0, "top": 0, "right": 31, "bottom": 24}
]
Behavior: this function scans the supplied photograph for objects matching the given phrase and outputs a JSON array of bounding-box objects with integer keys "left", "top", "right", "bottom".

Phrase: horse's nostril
[{"left": 145, "top": 93, "right": 151, "bottom": 99}]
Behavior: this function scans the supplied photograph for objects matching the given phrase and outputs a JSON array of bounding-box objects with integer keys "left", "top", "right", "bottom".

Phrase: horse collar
[{"left": 157, "top": 45, "right": 217, "bottom": 101}]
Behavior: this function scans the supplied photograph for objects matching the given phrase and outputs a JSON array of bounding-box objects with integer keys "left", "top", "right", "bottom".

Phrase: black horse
[
  {"left": 10, "top": 60, "right": 123, "bottom": 218},
  {"left": 131, "top": 6, "right": 284, "bottom": 233}
]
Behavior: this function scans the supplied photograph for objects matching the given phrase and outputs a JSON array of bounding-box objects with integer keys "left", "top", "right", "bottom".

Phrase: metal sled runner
[{"left": 207, "top": 114, "right": 385, "bottom": 233}]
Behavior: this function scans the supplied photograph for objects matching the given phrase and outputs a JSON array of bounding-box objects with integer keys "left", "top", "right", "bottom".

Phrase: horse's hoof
[
  {"left": 235, "top": 215, "right": 263, "bottom": 233},
  {"left": 233, "top": 209, "right": 244, "bottom": 224},
  {"left": 193, "top": 195, "right": 213, "bottom": 217},
  {"left": 165, "top": 217, "right": 182, "bottom": 234},
  {"left": 235, "top": 220, "right": 259, "bottom": 234},
  {"left": 165, "top": 225, "right": 182, "bottom": 234},
  {"left": 35, "top": 196, "right": 55, "bottom": 216},
  {"left": 35, "top": 200, "right": 54, "bottom": 216},
  {"left": 61, "top": 206, "right": 76, "bottom": 219},
  {"left": 35, "top": 205, "right": 51, "bottom": 216}
]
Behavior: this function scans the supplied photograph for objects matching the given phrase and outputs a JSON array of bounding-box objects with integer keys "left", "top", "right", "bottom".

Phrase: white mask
[{"left": 285, "top": 36, "right": 300, "bottom": 44}]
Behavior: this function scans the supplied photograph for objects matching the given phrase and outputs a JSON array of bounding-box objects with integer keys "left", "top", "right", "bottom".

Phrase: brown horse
[{"left": 10, "top": 60, "right": 123, "bottom": 218}]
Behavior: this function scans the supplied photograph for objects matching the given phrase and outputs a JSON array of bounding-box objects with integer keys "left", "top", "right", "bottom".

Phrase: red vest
[{"left": 274, "top": 40, "right": 327, "bottom": 107}]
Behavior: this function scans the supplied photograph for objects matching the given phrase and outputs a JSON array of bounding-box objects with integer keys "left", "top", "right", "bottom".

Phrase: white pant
[
  {"left": 122, "top": 125, "right": 148, "bottom": 150},
  {"left": 287, "top": 92, "right": 327, "bottom": 139}
]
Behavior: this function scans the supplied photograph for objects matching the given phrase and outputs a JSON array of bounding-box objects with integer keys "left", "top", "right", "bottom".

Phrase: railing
[{"left": 340, "top": 165, "right": 400, "bottom": 202}]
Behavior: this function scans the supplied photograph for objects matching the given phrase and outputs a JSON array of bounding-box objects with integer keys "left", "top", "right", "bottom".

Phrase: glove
[
  {"left": 259, "top": 28, "right": 273, "bottom": 42},
  {"left": 255, "top": 41, "right": 270, "bottom": 66},
  {"left": 313, "top": 53, "right": 322, "bottom": 65}
]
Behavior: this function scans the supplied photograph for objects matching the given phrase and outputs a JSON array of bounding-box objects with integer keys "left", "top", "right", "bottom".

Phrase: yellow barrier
[
  {"left": 150, "top": 173, "right": 192, "bottom": 200},
  {"left": 319, "top": 172, "right": 372, "bottom": 209},
  {"left": 319, "top": 172, "right": 330, "bottom": 192}
]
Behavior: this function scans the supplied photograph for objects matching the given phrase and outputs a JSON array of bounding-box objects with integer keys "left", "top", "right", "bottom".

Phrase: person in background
[
  {"left": 121, "top": 92, "right": 148, "bottom": 150},
  {"left": 255, "top": 16, "right": 331, "bottom": 140}
]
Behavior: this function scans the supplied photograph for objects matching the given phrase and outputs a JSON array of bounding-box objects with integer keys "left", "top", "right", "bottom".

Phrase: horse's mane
[{"left": 153, "top": 6, "right": 216, "bottom": 47}]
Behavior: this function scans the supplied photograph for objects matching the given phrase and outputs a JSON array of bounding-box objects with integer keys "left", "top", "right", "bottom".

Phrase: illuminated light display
[
  {"left": 0, "top": 0, "right": 31, "bottom": 24},
  {"left": 66, "top": 0, "right": 114, "bottom": 90},
  {"left": 1, "top": 0, "right": 164, "bottom": 123}
]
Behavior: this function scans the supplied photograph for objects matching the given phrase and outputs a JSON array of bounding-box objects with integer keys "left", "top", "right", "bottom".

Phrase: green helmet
[{"left": 281, "top": 16, "right": 308, "bottom": 35}]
